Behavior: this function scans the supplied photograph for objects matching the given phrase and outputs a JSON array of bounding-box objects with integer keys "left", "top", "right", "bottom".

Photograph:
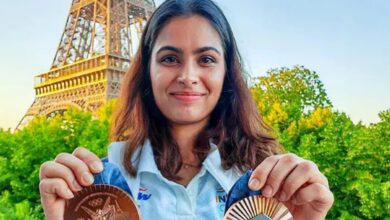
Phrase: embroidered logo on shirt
[
  {"left": 138, "top": 187, "right": 152, "bottom": 201},
  {"left": 215, "top": 188, "right": 227, "bottom": 203},
  {"left": 215, "top": 187, "right": 227, "bottom": 216}
]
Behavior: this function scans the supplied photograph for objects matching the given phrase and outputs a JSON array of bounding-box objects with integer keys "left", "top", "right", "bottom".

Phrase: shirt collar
[
  {"left": 107, "top": 140, "right": 161, "bottom": 177},
  {"left": 135, "top": 139, "right": 161, "bottom": 175},
  {"left": 136, "top": 139, "right": 241, "bottom": 192},
  {"left": 203, "top": 142, "right": 242, "bottom": 192},
  {"left": 109, "top": 139, "right": 241, "bottom": 192}
]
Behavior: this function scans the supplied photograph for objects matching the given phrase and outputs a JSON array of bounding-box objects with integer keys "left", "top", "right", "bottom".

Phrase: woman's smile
[{"left": 169, "top": 91, "right": 207, "bottom": 103}]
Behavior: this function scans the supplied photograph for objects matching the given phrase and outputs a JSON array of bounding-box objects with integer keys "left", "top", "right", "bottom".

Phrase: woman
[{"left": 39, "top": 0, "right": 334, "bottom": 219}]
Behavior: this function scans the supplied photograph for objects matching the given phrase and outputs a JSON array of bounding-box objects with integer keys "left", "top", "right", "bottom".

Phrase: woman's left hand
[{"left": 249, "top": 153, "right": 334, "bottom": 220}]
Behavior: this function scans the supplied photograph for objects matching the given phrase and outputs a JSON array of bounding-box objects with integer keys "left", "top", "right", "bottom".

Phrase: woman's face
[{"left": 150, "top": 15, "right": 225, "bottom": 126}]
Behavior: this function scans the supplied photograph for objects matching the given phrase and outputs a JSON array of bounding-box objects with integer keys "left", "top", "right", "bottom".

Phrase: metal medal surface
[
  {"left": 64, "top": 184, "right": 140, "bottom": 220},
  {"left": 224, "top": 195, "right": 292, "bottom": 220}
]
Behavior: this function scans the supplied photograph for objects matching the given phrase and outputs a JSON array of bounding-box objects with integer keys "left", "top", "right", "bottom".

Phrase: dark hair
[{"left": 112, "top": 0, "right": 281, "bottom": 180}]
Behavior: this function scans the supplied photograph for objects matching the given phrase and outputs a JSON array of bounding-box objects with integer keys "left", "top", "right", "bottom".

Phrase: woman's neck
[{"left": 170, "top": 120, "right": 208, "bottom": 164}]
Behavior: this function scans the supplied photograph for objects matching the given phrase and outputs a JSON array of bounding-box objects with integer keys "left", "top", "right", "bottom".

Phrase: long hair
[{"left": 112, "top": 0, "right": 281, "bottom": 180}]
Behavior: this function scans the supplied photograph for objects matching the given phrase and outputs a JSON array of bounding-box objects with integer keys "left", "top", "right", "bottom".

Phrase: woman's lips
[{"left": 170, "top": 92, "right": 205, "bottom": 102}]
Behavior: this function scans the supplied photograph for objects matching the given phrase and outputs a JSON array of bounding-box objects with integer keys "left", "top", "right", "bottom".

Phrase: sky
[{"left": 0, "top": 0, "right": 389, "bottom": 130}]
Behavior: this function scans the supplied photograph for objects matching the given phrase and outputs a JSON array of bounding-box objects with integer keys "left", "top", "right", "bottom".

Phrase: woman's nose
[{"left": 177, "top": 62, "right": 199, "bottom": 86}]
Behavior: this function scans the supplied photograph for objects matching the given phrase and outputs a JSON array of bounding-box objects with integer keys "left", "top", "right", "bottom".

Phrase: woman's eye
[
  {"left": 161, "top": 56, "right": 179, "bottom": 64},
  {"left": 200, "top": 56, "right": 216, "bottom": 65}
]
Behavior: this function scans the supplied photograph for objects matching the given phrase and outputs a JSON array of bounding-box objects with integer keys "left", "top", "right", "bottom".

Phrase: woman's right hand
[{"left": 39, "top": 147, "right": 103, "bottom": 220}]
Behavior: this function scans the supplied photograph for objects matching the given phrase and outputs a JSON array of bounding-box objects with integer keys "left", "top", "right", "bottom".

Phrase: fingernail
[
  {"left": 249, "top": 178, "right": 260, "bottom": 190},
  {"left": 82, "top": 172, "right": 94, "bottom": 185},
  {"left": 262, "top": 185, "right": 273, "bottom": 197},
  {"left": 279, "top": 191, "right": 287, "bottom": 201},
  {"left": 66, "top": 189, "right": 74, "bottom": 199},
  {"left": 91, "top": 161, "right": 103, "bottom": 172},
  {"left": 72, "top": 179, "right": 82, "bottom": 191}
]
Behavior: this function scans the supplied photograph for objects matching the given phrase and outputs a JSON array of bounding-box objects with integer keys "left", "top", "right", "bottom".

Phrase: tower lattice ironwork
[{"left": 18, "top": 0, "right": 156, "bottom": 129}]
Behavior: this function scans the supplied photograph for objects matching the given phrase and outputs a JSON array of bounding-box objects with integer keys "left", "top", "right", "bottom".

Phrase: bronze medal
[
  {"left": 64, "top": 184, "right": 140, "bottom": 220},
  {"left": 224, "top": 195, "right": 292, "bottom": 220}
]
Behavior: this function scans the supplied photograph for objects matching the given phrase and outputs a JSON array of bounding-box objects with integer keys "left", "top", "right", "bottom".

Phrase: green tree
[
  {"left": 250, "top": 66, "right": 389, "bottom": 219},
  {"left": 0, "top": 100, "right": 116, "bottom": 218},
  {"left": 252, "top": 65, "right": 332, "bottom": 123}
]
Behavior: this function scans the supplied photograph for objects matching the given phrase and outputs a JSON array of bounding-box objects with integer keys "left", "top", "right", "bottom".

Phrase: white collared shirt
[{"left": 106, "top": 139, "right": 241, "bottom": 220}]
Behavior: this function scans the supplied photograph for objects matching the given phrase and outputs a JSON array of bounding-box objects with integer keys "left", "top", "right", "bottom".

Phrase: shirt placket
[{"left": 165, "top": 168, "right": 206, "bottom": 220}]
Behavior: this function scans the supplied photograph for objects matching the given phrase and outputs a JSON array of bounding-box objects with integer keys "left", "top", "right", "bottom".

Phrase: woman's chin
[{"left": 168, "top": 115, "right": 209, "bottom": 127}]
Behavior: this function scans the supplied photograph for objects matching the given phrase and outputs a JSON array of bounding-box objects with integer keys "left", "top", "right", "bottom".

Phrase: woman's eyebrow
[
  {"left": 156, "top": 45, "right": 221, "bottom": 55},
  {"left": 156, "top": 46, "right": 183, "bottom": 55},
  {"left": 193, "top": 46, "right": 221, "bottom": 55}
]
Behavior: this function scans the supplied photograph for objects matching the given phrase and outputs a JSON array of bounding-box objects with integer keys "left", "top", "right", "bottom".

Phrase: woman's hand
[
  {"left": 39, "top": 147, "right": 103, "bottom": 220},
  {"left": 249, "top": 153, "right": 334, "bottom": 220}
]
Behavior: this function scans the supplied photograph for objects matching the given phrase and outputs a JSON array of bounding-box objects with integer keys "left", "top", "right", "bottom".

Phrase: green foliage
[
  {"left": 252, "top": 66, "right": 332, "bottom": 123},
  {"left": 252, "top": 66, "right": 389, "bottom": 219},
  {"left": 0, "top": 100, "right": 115, "bottom": 218}
]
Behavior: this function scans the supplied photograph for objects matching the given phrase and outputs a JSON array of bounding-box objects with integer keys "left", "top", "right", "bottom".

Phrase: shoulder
[
  {"left": 107, "top": 141, "right": 142, "bottom": 165},
  {"left": 94, "top": 141, "right": 144, "bottom": 196},
  {"left": 107, "top": 141, "right": 126, "bottom": 157}
]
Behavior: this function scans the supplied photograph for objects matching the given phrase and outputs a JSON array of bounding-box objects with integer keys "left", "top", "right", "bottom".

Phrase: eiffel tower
[{"left": 17, "top": 0, "right": 156, "bottom": 129}]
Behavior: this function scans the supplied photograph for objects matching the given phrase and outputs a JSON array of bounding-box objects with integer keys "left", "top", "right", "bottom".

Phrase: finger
[
  {"left": 319, "top": 172, "right": 329, "bottom": 187},
  {"left": 55, "top": 152, "right": 95, "bottom": 186},
  {"left": 40, "top": 178, "right": 71, "bottom": 220},
  {"left": 39, "top": 178, "right": 74, "bottom": 202},
  {"left": 39, "top": 161, "right": 82, "bottom": 191},
  {"left": 72, "top": 147, "right": 103, "bottom": 173},
  {"left": 261, "top": 153, "right": 303, "bottom": 198},
  {"left": 277, "top": 160, "right": 325, "bottom": 202},
  {"left": 291, "top": 183, "right": 334, "bottom": 209},
  {"left": 249, "top": 155, "right": 282, "bottom": 191}
]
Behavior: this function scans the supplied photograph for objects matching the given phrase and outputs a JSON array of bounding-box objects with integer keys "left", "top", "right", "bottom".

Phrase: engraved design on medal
[
  {"left": 224, "top": 195, "right": 293, "bottom": 220},
  {"left": 65, "top": 184, "right": 140, "bottom": 220},
  {"left": 80, "top": 197, "right": 128, "bottom": 219},
  {"left": 88, "top": 198, "right": 103, "bottom": 207}
]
